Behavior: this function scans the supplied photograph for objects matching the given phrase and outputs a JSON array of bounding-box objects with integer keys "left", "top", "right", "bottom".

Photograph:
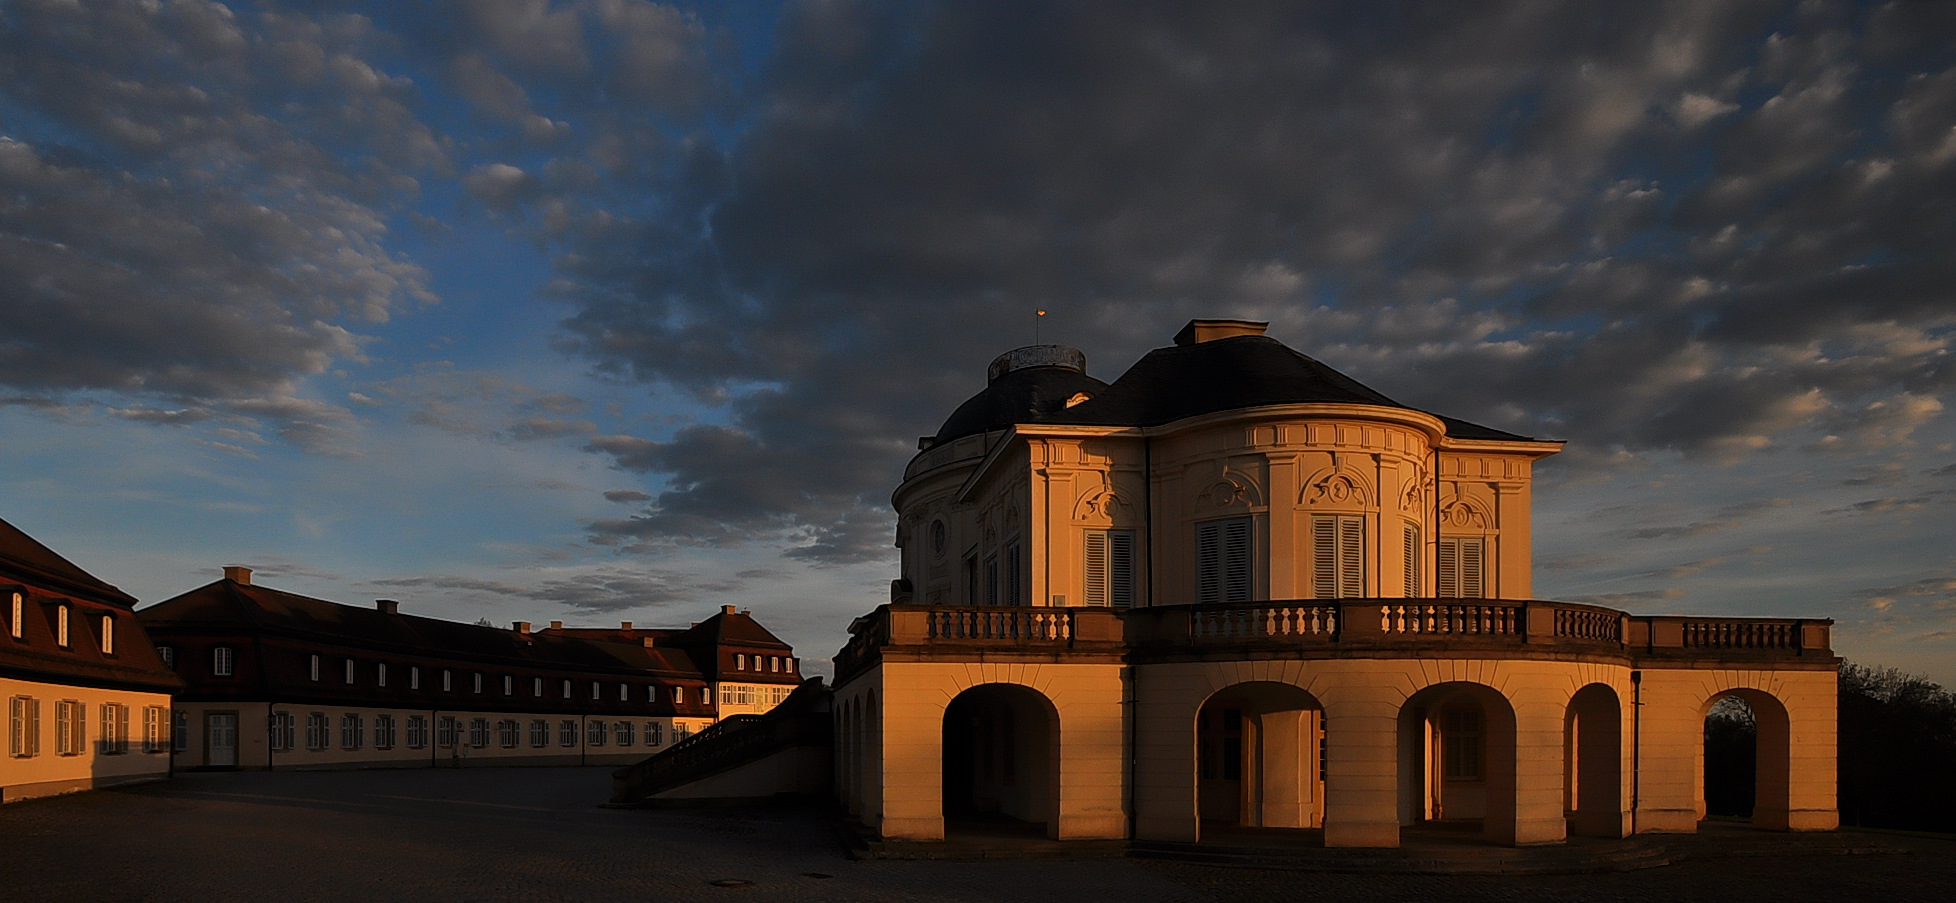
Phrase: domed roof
[{"left": 933, "top": 345, "right": 1110, "bottom": 444}]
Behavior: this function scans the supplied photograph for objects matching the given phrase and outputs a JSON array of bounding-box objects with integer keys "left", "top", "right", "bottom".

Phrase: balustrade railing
[
  {"left": 1379, "top": 602, "right": 1521, "bottom": 636},
  {"left": 1681, "top": 619, "right": 1800, "bottom": 649},
  {"left": 926, "top": 607, "right": 1073, "bottom": 641},
  {"left": 1555, "top": 606, "right": 1622, "bottom": 641},
  {"left": 1191, "top": 604, "right": 1339, "bottom": 642}
]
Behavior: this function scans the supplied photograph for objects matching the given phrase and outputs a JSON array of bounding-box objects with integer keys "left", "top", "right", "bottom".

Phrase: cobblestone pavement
[{"left": 1, "top": 768, "right": 1950, "bottom": 903}]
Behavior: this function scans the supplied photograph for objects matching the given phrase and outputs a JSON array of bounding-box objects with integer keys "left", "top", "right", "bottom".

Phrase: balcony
[{"left": 832, "top": 600, "right": 1833, "bottom": 684}]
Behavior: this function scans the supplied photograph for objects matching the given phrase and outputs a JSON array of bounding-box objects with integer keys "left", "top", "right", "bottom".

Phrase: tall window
[
  {"left": 559, "top": 720, "right": 578, "bottom": 747},
  {"left": 1310, "top": 514, "right": 1364, "bottom": 599},
  {"left": 406, "top": 715, "right": 428, "bottom": 749},
  {"left": 99, "top": 615, "right": 114, "bottom": 654},
  {"left": 442, "top": 670, "right": 452, "bottom": 692},
  {"left": 618, "top": 683, "right": 628, "bottom": 702},
  {"left": 160, "top": 646, "right": 176, "bottom": 669},
  {"left": 10, "top": 696, "right": 40, "bottom": 757},
  {"left": 503, "top": 675, "right": 513, "bottom": 696},
  {"left": 374, "top": 714, "right": 396, "bottom": 749},
  {"left": 529, "top": 719, "right": 549, "bottom": 748},
  {"left": 498, "top": 719, "right": 519, "bottom": 748},
  {"left": 473, "top": 672, "right": 483, "bottom": 694},
  {"left": 469, "top": 718, "right": 489, "bottom": 748},
  {"left": 591, "top": 681, "right": 600, "bottom": 700},
  {"left": 647, "top": 722, "right": 663, "bottom": 747},
  {"left": 377, "top": 663, "right": 388, "bottom": 687},
  {"left": 587, "top": 720, "right": 607, "bottom": 747},
  {"left": 562, "top": 679, "right": 571, "bottom": 699},
  {"left": 56, "top": 604, "right": 69, "bottom": 647},
  {"left": 341, "top": 714, "right": 364, "bottom": 750},
  {"left": 173, "top": 710, "right": 187, "bottom": 751},
  {"left": 270, "top": 712, "right": 296, "bottom": 751},
  {"left": 309, "top": 654, "right": 320, "bottom": 681},
  {"left": 306, "top": 713, "right": 329, "bottom": 751},
  {"left": 736, "top": 653, "right": 746, "bottom": 670},
  {"left": 438, "top": 716, "right": 459, "bottom": 748},
  {"left": 984, "top": 554, "right": 1000, "bottom": 606},
  {"left": 344, "top": 659, "right": 356, "bottom": 685},
  {"left": 1443, "top": 706, "right": 1484, "bottom": 780},
  {"left": 8, "top": 592, "right": 20, "bottom": 638},
  {"left": 1084, "top": 530, "right": 1136, "bottom": 608},
  {"left": 410, "top": 666, "right": 421, "bottom": 690},
  {"left": 964, "top": 555, "right": 979, "bottom": 606},
  {"left": 99, "top": 702, "right": 128, "bottom": 754},
  {"left": 1438, "top": 537, "right": 1486, "bottom": 598},
  {"left": 534, "top": 677, "right": 544, "bottom": 697},
  {"left": 1195, "top": 518, "right": 1253, "bottom": 604},
  {"left": 56, "top": 700, "right": 83, "bottom": 756},
  {"left": 212, "top": 646, "right": 234, "bottom": 677},
  {"left": 1004, "top": 543, "right": 1023, "bottom": 606},
  {"left": 1403, "top": 524, "right": 1421, "bottom": 597},
  {"left": 616, "top": 721, "right": 635, "bottom": 747},
  {"left": 144, "top": 706, "right": 164, "bottom": 753}
]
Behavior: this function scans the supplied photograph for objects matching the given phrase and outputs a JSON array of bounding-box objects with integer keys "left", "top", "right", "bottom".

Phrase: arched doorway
[
  {"left": 1564, "top": 683, "right": 1624, "bottom": 837},
  {"left": 1701, "top": 689, "right": 1792, "bottom": 830},
  {"left": 1398, "top": 682, "right": 1519, "bottom": 844},
  {"left": 1196, "top": 682, "right": 1325, "bottom": 834},
  {"left": 941, "top": 684, "right": 1059, "bottom": 837}
]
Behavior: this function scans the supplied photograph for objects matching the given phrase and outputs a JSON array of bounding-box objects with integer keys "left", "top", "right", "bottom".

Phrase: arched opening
[
  {"left": 1195, "top": 682, "right": 1325, "bottom": 838},
  {"left": 1397, "top": 682, "right": 1519, "bottom": 844},
  {"left": 941, "top": 683, "right": 1059, "bottom": 838},
  {"left": 1701, "top": 689, "right": 1792, "bottom": 830},
  {"left": 1564, "top": 683, "right": 1624, "bottom": 837}
]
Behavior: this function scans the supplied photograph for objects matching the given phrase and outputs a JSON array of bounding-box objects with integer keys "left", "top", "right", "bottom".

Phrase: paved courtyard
[{"left": 2, "top": 767, "right": 1950, "bottom": 902}]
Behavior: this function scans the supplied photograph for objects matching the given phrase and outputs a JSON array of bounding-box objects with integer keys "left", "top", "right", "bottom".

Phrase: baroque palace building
[
  {"left": 137, "top": 569, "right": 802, "bottom": 771},
  {"left": 2, "top": 518, "right": 181, "bottom": 802},
  {"left": 828, "top": 319, "right": 1839, "bottom": 847}
]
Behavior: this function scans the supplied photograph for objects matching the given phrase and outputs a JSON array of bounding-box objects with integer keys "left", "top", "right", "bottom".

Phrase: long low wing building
[
  {"left": 2, "top": 518, "right": 182, "bottom": 802},
  {"left": 138, "top": 569, "right": 802, "bottom": 770}
]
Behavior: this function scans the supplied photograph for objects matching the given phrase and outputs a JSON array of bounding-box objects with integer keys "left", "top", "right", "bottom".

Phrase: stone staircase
[{"left": 609, "top": 678, "right": 830, "bottom": 806}]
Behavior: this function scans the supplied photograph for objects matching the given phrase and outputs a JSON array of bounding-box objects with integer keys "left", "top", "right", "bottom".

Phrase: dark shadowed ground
[{"left": 3, "top": 768, "right": 1950, "bottom": 903}]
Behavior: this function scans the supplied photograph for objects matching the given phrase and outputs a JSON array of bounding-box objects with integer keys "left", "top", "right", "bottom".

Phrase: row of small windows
[
  {"left": 265, "top": 711, "right": 685, "bottom": 752},
  {"left": 730, "top": 653, "right": 794, "bottom": 672},
  {"left": 5, "top": 592, "right": 118, "bottom": 654},
  {"left": 173, "top": 647, "right": 715, "bottom": 705},
  {"left": 720, "top": 685, "right": 795, "bottom": 707},
  {"left": 8, "top": 697, "right": 167, "bottom": 757}
]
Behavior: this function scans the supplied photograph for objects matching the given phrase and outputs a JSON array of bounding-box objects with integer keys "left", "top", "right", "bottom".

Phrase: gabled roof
[{"left": 0, "top": 516, "right": 138, "bottom": 607}]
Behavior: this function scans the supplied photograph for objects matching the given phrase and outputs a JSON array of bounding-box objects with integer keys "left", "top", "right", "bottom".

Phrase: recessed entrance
[
  {"left": 1196, "top": 682, "right": 1324, "bottom": 837},
  {"left": 1702, "top": 689, "right": 1792, "bottom": 829},
  {"left": 206, "top": 712, "right": 237, "bottom": 768},
  {"left": 941, "top": 684, "right": 1059, "bottom": 838},
  {"left": 1399, "top": 682, "right": 1518, "bottom": 844}
]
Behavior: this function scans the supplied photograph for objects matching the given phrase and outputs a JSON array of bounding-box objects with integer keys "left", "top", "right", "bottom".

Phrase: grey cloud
[
  {"left": 108, "top": 407, "right": 216, "bottom": 426},
  {"left": 603, "top": 489, "right": 652, "bottom": 503},
  {"left": 370, "top": 566, "right": 734, "bottom": 614},
  {"left": 507, "top": 417, "right": 598, "bottom": 441}
]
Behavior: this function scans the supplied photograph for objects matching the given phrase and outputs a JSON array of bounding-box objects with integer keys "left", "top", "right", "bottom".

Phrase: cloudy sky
[{"left": 2, "top": 0, "right": 1952, "bottom": 683}]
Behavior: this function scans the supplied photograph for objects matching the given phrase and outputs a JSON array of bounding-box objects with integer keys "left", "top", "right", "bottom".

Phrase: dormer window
[
  {"left": 310, "top": 654, "right": 321, "bottom": 681},
  {"left": 8, "top": 591, "right": 20, "bottom": 639},
  {"left": 213, "top": 646, "right": 234, "bottom": 677},
  {"left": 735, "top": 653, "right": 745, "bottom": 671},
  {"left": 99, "top": 614, "right": 114, "bottom": 655},
  {"left": 56, "top": 604, "right": 69, "bottom": 647},
  {"left": 159, "top": 646, "right": 176, "bottom": 669},
  {"left": 345, "top": 659, "right": 356, "bottom": 685}
]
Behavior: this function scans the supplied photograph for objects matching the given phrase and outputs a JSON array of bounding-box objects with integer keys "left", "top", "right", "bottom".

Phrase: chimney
[
  {"left": 223, "top": 566, "right": 252, "bottom": 585},
  {"left": 549, "top": 620, "right": 563, "bottom": 630},
  {"left": 620, "top": 621, "right": 633, "bottom": 630},
  {"left": 512, "top": 620, "right": 531, "bottom": 634},
  {"left": 1173, "top": 318, "right": 1268, "bottom": 346},
  {"left": 375, "top": 599, "right": 399, "bottom": 615},
  {"left": 721, "top": 605, "right": 737, "bottom": 615}
]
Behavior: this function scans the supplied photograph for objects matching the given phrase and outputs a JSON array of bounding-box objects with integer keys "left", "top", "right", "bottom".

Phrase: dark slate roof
[
  {"left": 0, "top": 516, "right": 138, "bottom": 607},
  {"left": 939, "top": 334, "right": 1536, "bottom": 443},
  {"left": 139, "top": 579, "right": 701, "bottom": 678},
  {"left": 933, "top": 364, "right": 1111, "bottom": 444}
]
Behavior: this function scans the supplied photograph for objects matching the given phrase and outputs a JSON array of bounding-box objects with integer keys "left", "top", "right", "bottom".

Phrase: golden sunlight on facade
[{"left": 830, "top": 320, "right": 1838, "bottom": 847}]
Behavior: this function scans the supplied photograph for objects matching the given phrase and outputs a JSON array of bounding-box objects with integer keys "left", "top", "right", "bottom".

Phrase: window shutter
[
  {"left": 1461, "top": 537, "right": 1484, "bottom": 598},
  {"left": 1223, "top": 519, "right": 1252, "bottom": 603},
  {"left": 1438, "top": 538, "right": 1460, "bottom": 597},
  {"left": 1311, "top": 516, "right": 1337, "bottom": 598},
  {"left": 1006, "top": 544, "right": 1023, "bottom": 607},
  {"left": 1196, "top": 522, "right": 1222, "bottom": 604},
  {"left": 1084, "top": 532, "right": 1108, "bottom": 607},
  {"left": 1403, "top": 524, "right": 1420, "bottom": 597},
  {"left": 1337, "top": 516, "right": 1364, "bottom": 598},
  {"left": 1109, "top": 530, "right": 1135, "bottom": 608}
]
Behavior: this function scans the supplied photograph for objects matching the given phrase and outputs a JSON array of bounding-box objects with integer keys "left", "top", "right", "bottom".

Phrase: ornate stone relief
[
  {"left": 1197, "top": 473, "right": 1262, "bottom": 511},
  {"left": 1300, "top": 466, "right": 1374, "bottom": 508},
  {"left": 1439, "top": 496, "right": 1491, "bottom": 530}
]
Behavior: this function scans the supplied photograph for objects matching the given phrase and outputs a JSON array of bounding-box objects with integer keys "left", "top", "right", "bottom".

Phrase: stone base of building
[{"left": 1, "top": 771, "right": 167, "bottom": 804}]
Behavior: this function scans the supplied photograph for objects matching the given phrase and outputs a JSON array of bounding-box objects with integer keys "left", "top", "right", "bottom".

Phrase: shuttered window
[
  {"left": 1005, "top": 543, "right": 1023, "bottom": 607},
  {"left": 984, "top": 554, "right": 1000, "bottom": 606},
  {"left": 1084, "top": 530, "right": 1137, "bottom": 607},
  {"left": 1310, "top": 515, "right": 1365, "bottom": 598},
  {"left": 1195, "top": 518, "right": 1252, "bottom": 604},
  {"left": 1403, "top": 524, "right": 1421, "bottom": 597},
  {"left": 1438, "top": 537, "right": 1485, "bottom": 598}
]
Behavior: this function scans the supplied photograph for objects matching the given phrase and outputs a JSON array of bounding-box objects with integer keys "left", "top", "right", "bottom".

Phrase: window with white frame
[
  {"left": 1196, "top": 517, "right": 1253, "bottom": 604},
  {"left": 1403, "top": 524, "right": 1421, "bottom": 597},
  {"left": 99, "top": 702, "right": 128, "bottom": 754},
  {"left": 377, "top": 662, "right": 387, "bottom": 687},
  {"left": 503, "top": 674, "right": 513, "bottom": 696},
  {"left": 56, "top": 604, "right": 69, "bottom": 647},
  {"left": 309, "top": 654, "right": 320, "bottom": 681},
  {"left": 99, "top": 614, "right": 114, "bottom": 654},
  {"left": 212, "top": 646, "right": 234, "bottom": 677},
  {"left": 618, "top": 683, "right": 628, "bottom": 702},
  {"left": 55, "top": 699, "right": 83, "bottom": 756},
  {"left": 144, "top": 706, "right": 164, "bottom": 753},
  {"left": 344, "top": 658, "right": 356, "bottom": 685},
  {"left": 590, "top": 681, "right": 600, "bottom": 700},
  {"left": 270, "top": 712, "right": 296, "bottom": 751},
  {"left": 374, "top": 714, "right": 396, "bottom": 749},
  {"left": 562, "top": 679, "right": 571, "bottom": 699},
  {"left": 498, "top": 719, "right": 519, "bottom": 748},
  {"left": 8, "top": 591, "right": 20, "bottom": 639},
  {"left": 647, "top": 722, "right": 663, "bottom": 747},
  {"left": 437, "top": 716, "right": 459, "bottom": 748},
  {"left": 559, "top": 719, "right": 577, "bottom": 747},
  {"left": 341, "top": 713, "right": 363, "bottom": 750},
  {"left": 529, "top": 719, "right": 549, "bottom": 748},
  {"left": 306, "top": 712, "right": 329, "bottom": 751},
  {"left": 159, "top": 645, "right": 175, "bottom": 669},
  {"left": 735, "top": 653, "right": 745, "bottom": 670},
  {"left": 534, "top": 677, "right": 544, "bottom": 697},
  {"left": 410, "top": 666, "right": 421, "bottom": 690},
  {"left": 469, "top": 718, "right": 488, "bottom": 748},
  {"left": 646, "top": 685, "right": 658, "bottom": 703},
  {"left": 1085, "top": 529, "right": 1136, "bottom": 607},
  {"left": 1438, "top": 537, "right": 1485, "bottom": 598},
  {"left": 10, "top": 696, "right": 40, "bottom": 757},
  {"left": 616, "top": 721, "right": 634, "bottom": 746},
  {"left": 442, "top": 669, "right": 452, "bottom": 692},
  {"left": 587, "top": 720, "right": 607, "bottom": 747},
  {"left": 1310, "top": 514, "right": 1364, "bottom": 599},
  {"left": 473, "top": 672, "right": 483, "bottom": 694},
  {"left": 406, "top": 715, "right": 428, "bottom": 749}
]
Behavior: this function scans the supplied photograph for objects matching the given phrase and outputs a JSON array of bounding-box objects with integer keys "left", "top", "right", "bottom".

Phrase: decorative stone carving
[{"left": 1301, "top": 467, "right": 1374, "bottom": 507}]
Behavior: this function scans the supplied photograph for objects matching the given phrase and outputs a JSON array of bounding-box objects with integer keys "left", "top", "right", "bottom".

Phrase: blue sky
[{"left": 2, "top": 0, "right": 1953, "bottom": 683}]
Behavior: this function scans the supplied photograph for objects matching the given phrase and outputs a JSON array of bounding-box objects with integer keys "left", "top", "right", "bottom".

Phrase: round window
[{"left": 930, "top": 520, "right": 948, "bottom": 556}]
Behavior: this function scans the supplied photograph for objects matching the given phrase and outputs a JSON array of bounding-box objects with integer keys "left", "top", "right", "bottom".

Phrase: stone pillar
[
  {"left": 1322, "top": 696, "right": 1400, "bottom": 847},
  {"left": 1257, "top": 709, "right": 1309, "bottom": 828},
  {"left": 1510, "top": 702, "right": 1567, "bottom": 845}
]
